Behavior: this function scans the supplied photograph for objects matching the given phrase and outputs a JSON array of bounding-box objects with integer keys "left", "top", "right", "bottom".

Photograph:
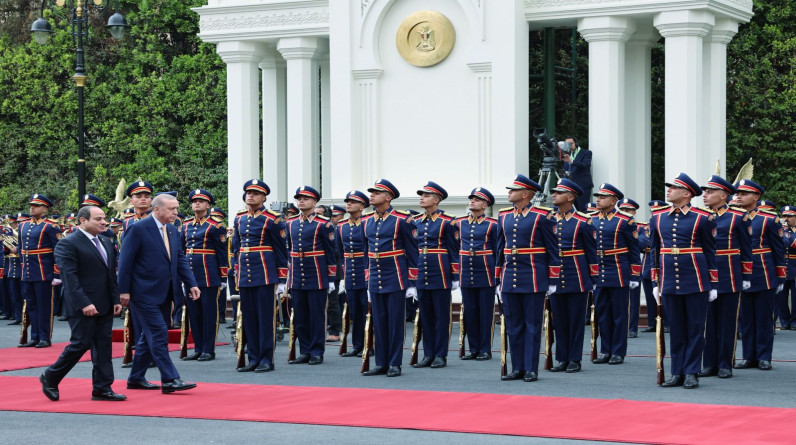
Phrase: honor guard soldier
[
  {"left": 325, "top": 204, "right": 346, "bottom": 343},
  {"left": 362, "top": 179, "right": 419, "bottom": 377},
  {"left": 641, "top": 201, "right": 669, "bottom": 333},
  {"left": 179, "top": 189, "right": 228, "bottom": 362},
  {"left": 412, "top": 182, "right": 459, "bottom": 370},
  {"left": 778, "top": 206, "right": 796, "bottom": 330},
  {"left": 285, "top": 186, "right": 337, "bottom": 366},
  {"left": 209, "top": 207, "right": 231, "bottom": 324},
  {"left": 5, "top": 214, "right": 24, "bottom": 324},
  {"left": 585, "top": 202, "right": 598, "bottom": 216},
  {"left": 232, "top": 180, "right": 288, "bottom": 373},
  {"left": 454, "top": 187, "right": 499, "bottom": 361},
  {"left": 548, "top": 179, "right": 597, "bottom": 373},
  {"left": 496, "top": 175, "right": 559, "bottom": 382},
  {"left": 19, "top": 195, "right": 62, "bottom": 348},
  {"left": 336, "top": 191, "right": 371, "bottom": 357},
  {"left": 121, "top": 181, "right": 154, "bottom": 241},
  {"left": 733, "top": 179, "right": 785, "bottom": 371},
  {"left": 699, "top": 176, "right": 752, "bottom": 379},
  {"left": 80, "top": 194, "right": 117, "bottom": 245},
  {"left": 618, "top": 198, "right": 642, "bottom": 338},
  {"left": 757, "top": 200, "right": 776, "bottom": 212},
  {"left": 591, "top": 183, "right": 641, "bottom": 365},
  {"left": 650, "top": 173, "right": 717, "bottom": 389}
]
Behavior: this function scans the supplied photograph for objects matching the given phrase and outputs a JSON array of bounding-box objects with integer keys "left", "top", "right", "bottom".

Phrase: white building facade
[{"left": 195, "top": 0, "right": 753, "bottom": 220}]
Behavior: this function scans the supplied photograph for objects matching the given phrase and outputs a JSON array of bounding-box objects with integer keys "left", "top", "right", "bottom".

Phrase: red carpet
[
  {"left": 0, "top": 343, "right": 184, "bottom": 372},
  {"left": 0, "top": 375, "right": 789, "bottom": 444}
]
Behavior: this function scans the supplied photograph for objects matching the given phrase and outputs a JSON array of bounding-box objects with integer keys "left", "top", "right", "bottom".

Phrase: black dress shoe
[
  {"left": 254, "top": 363, "right": 275, "bottom": 373},
  {"left": 308, "top": 355, "right": 323, "bottom": 365},
  {"left": 684, "top": 374, "right": 699, "bottom": 389},
  {"left": 759, "top": 360, "right": 772, "bottom": 370},
  {"left": 8, "top": 320, "right": 21, "bottom": 325},
  {"left": 734, "top": 360, "right": 758, "bottom": 369},
  {"left": 698, "top": 367, "right": 716, "bottom": 377},
  {"left": 387, "top": 366, "right": 401, "bottom": 377},
  {"left": 236, "top": 363, "right": 257, "bottom": 372},
  {"left": 40, "top": 373, "right": 59, "bottom": 401},
  {"left": 181, "top": 352, "right": 201, "bottom": 361},
  {"left": 289, "top": 354, "right": 310, "bottom": 364},
  {"left": 608, "top": 355, "right": 624, "bottom": 365},
  {"left": 661, "top": 375, "right": 684, "bottom": 387},
  {"left": 501, "top": 370, "right": 524, "bottom": 381},
  {"left": 197, "top": 353, "right": 215, "bottom": 362},
  {"left": 121, "top": 362, "right": 132, "bottom": 369},
  {"left": 592, "top": 354, "right": 610, "bottom": 364},
  {"left": 91, "top": 390, "right": 127, "bottom": 401},
  {"left": 565, "top": 362, "right": 582, "bottom": 373},
  {"left": 0, "top": 314, "right": 11, "bottom": 320},
  {"left": 127, "top": 379, "right": 159, "bottom": 390},
  {"left": 362, "top": 366, "right": 388, "bottom": 376},
  {"left": 430, "top": 357, "right": 447, "bottom": 368},
  {"left": 35, "top": 340, "right": 52, "bottom": 348},
  {"left": 19, "top": 339, "right": 38, "bottom": 348},
  {"left": 341, "top": 348, "right": 362, "bottom": 357},
  {"left": 413, "top": 356, "right": 433, "bottom": 368},
  {"left": 523, "top": 371, "right": 538, "bottom": 382},
  {"left": 628, "top": 331, "right": 637, "bottom": 338},
  {"left": 476, "top": 352, "right": 492, "bottom": 361},
  {"left": 717, "top": 368, "right": 733, "bottom": 378},
  {"left": 641, "top": 326, "right": 656, "bottom": 333},
  {"left": 549, "top": 362, "right": 568, "bottom": 372},
  {"left": 161, "top": 378, "right": 197, "bottom": 394},
  {"left": 461, "top": 352, "right": 477, "bottom": 360}
]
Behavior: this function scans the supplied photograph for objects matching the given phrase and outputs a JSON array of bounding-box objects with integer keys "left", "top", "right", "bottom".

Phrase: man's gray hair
[{"left": 152, "top": 193, "right": 177, "bottom": 209}]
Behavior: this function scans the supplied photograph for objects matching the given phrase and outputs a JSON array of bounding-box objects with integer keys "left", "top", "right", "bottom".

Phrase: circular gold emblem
[{"left": 395, "top": 11, "right": 456, "bottom": 67}]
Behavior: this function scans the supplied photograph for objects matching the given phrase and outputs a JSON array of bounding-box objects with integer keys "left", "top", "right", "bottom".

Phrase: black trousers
[{"left": 46, "top": 311, "right": 115, "bottom": 392}]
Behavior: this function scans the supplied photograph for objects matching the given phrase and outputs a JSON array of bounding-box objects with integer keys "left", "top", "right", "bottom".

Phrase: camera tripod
[{"left": 531, "top": 156, "right": 561, "bottom": 207}]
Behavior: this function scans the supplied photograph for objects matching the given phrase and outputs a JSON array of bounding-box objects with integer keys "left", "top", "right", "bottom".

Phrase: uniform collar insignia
[
  {"left": 468, "top": 213, "right": 485, "bottom": 223},
  {"left": 375, "top": 206, "right": 393, "bottom": 220},
  {"left": 715, "top": 204, "right": 728, "bottom": 216},
  {"left": 598, "top": 209, "right": 615, "bottom": 220},
  {"left": 557, "top": 207, "right": 574, "bottom": 220},
  {"left": 513, "top": 203, "right": 532, "bottom": 217},
  {"left": 348, "top": 217, "right": 361, "bottom": 226}
]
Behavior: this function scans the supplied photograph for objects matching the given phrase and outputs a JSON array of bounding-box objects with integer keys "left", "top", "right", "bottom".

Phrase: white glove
[
  {"left": 592, "top": 285, "right": 597, "bottom": 292},
  {"left": 709, "top": 289, "right": 718, "bottom": 302},
  {"left": 547, "top": 285, "right": 557, "bottom": 295},
  {"left": 338, "top": 281, "right": 346, "bottom": 295},
  {"left": 629, "top": 281, "right": 639, "bottom": 290},
  {"left": 652, "top": 286, "right": 660, "bottom": 304},
  {"left": 220, "top": 283, "right": 227, "bottom": 291},
  {"left": 405, "top": 287, "right": 417, "bottom": 299},
  {"left": 51, "top": 278, "right": 62, "bottom": 286},
  {"left": 277, "top": 283, "right": 286, "bottom": 295},
  {"left": 367, "top": 291, "right": 371, "bottom": 302},
  {"left": 776, "top": 284, "right": 784, "bottom": 294},
  {"left": 452, "top": 281, "right": 460, "bottom": 291},
  {"left": 496, "top": 287, "right": 502, "bottom": 303},
  {"left": 328, "top": 282, "right": 336, "bottom": 294},
  {"left": 742, "top": 281, "right": 751, "bottom": 291}
]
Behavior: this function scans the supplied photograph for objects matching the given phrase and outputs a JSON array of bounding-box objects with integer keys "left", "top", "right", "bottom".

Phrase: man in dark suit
[
  {"left": 118, "top": 193, "right": 200, "bottom": 394},
  {"left": 40, "top": 206, "right": 125, "bottom": 401},
  {"left": 562, "top": 137, "right": 593, "bottom": 212}
]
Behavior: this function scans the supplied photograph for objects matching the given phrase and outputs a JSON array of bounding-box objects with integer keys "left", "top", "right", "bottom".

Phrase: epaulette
[
  {"left": 363, "top": 210, "right": 375, "bottom": 217},
  {"left": 499, "top": 207, "right": 514, "bottom": 213},
  {"left": 533, "top": 205, "right": 553, "bottom": 212},
  {"left": 652, "top": 207, "right": 669, "bottom": 216},
  {"left": 485, "top": 216, "right": 498, "bottom": 223},
  {"left": 124, "top": 214, "right": 135, "bottom": 220},
  {"left": 617, "top": 210, "right": 634, "bottom": 218},
  {"left": 691, "top": 206, "right": 714, "bottom": 216},
  {"left": 339, "top": 218, "right": 349, "bottom": 224},
  {"left": 758, "top": 209, "right": 778, "bottom": 217},
  {"left": 391, "top": 209, "right": 410, "bottom": 216},
  {"left": 315, "top": 214, "right": 330, "bottom": 221},
  {"left": 636, "top": 221, "right": 648, "bottom": 226},
  {"left": 573, "top": 212, "right": 590, "bottom": 223},
  {"left": 729, "top": 205, "right": 747, "bottom": 213},
  {"left": 287, "top": 214, "right": 300, "bottom": 221},
  {"left": 264, "top": 209, "right": 281, "bottom": 219},
  {"left": 438, "top": 213, "right": 455, "bottom": 221},
  {"left": 236, "top": 209, "right": 248, "bottom": 216},
  {"left": 183, "top": 217, "right": 195, "bottom": 224},
  {"left": 210, "top": 215, "right": 224, "bottom": 224}
]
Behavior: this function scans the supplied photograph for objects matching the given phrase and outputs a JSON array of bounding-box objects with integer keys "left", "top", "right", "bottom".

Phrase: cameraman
[{"left": 561, "top": 136, "right": 593, "bottom": 211}]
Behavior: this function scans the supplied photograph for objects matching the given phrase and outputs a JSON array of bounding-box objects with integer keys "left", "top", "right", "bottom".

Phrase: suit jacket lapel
[
  {"left": 75, "top": 230, "right": 108, "bottom": 268},
  {"left": 147, "top": 218, "right": 171, "bottom": 261}
]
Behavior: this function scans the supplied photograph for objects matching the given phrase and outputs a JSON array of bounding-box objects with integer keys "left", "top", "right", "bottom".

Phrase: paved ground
[{"left": 2, "top": 312, "right": 795, "bottom": 443}]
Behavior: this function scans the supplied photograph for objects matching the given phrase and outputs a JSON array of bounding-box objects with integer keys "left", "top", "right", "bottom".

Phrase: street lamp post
[{"left": 31, "top": 0, "right": 128, "bottom": 198}]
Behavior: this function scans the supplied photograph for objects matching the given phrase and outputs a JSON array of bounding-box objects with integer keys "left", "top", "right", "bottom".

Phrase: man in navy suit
[
  {"left": 118, "top": 193, "right": 200, "bottom": 394},
  {"left": 40, "top": 206, "right": 125, "bottom": 401},
  {"left": 561, "top": 137, "right": 593, "bottom": 212}
]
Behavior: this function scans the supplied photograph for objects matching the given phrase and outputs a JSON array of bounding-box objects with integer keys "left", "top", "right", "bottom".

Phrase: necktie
[
  {"left": 92, "top": 237, "right": 108, "bottom": 266},
  {"left": 161, "top": 225, "right": 171, "bottom": 260}
]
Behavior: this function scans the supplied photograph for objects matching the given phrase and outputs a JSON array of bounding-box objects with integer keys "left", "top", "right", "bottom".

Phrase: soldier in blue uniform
[
  {"left": 121, "top": 181, "right": 154, "bottom": 242},
  {"left": 733, "top": 179, "right": 785, "bottom": 371},
  {"left": 591, "top": 183, "right": 641, "bottom": 365},
  {"left": 778, "top": 206, "right": 796, "bottom": 330},
  {"left": 5, "top": 214, "right": 25, "bottom": 325},
  {"left": 640, "top": 201, "right": 669, "bottom": 333},
  {"left": 80, "top": 194, "right": 119, "bottom": 256},
  {"left": 650, "top": 173, "right": 717, "bottom": 389},
  {"left": 18, "top": 195, "right": 62, "bottom": 347},
  {"left": 548, "top": 179, "right": 597, "bottom": 373},
  {"left": 325, "top": 204, "right": 346, "bottom": 343},
  {"left": 412, "top": 182, "right": 459, "bottom": 370},
  {"left": 336, "top": 191, "right": 370, "bottom": 357},
  {"left": 208, "top": 207, "right": 230, "bottom": 324},
  {"left": 617, "top": 198, "right": 643, "bottom": 338},
  {"left": 179, "top": 189, "right": 228, "bottom": 362},
  {"left": 285, "top": 186, "right": 337, "bottom": 365},
  {"left": 496, "top": 175, "right": 559, "bottom": 382},
  {"left": 232, "top": 180, "right": 288, "bottom": 372},
  {"left": 454, "top": 187, "right": 498, "bottom": 361},
  {"left": 699, "top": 175, "right": 752, "bottom": 379},
  {"left": 361, "top": 179, "right": 418, "bottom": 377}
]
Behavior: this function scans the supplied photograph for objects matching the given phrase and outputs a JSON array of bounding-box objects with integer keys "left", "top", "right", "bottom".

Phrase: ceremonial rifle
[
  {"left": 179, "top": 304, "right": 189, "bottom": 359},
  {"left": 589, "top": 290, "right": 598, "bottom": 361},
  {"left": 19, "top": 300, "right": 30, "bottom": 346},
  {"left": 235, "top": 301, "right": 247, "bottom": 369},
  {"left": 656, "top": 299, "right": 666, "bottom": 385},
  {"left": 409, "top": 308, "right": 422, "bottom": 366},
  {"left": 360, "top": 302, "right": 373, "bottom": 373},
  {"left": 458, "top": 303, "right": 466, "bottom": 358},
  {"left": 543, "top": 295, "right": 553, "bottom": 370},
  {"left": 122, "top": 309, "right": 133, "bottom": 365},
  {"left": 287, "top": 305, "right": 297, "bottom": 362},
  {"left": 498, "top": 299, "right": 507, "bottom": 378},
  {"left": 339, "top": 291, "right": 350, "bottom": 355}
]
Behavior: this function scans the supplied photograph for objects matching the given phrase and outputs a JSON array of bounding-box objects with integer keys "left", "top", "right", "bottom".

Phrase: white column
[
  {"left": 624, "top": 25, "right": 659, "bottom": 222},
  {"left": 260, "top": 49, "right": 287, "bottom": 203},
  {"left": 654, "top": 11, "right": 714, "bottom": 194},
  {"left": 467, "top": 62, "right": 493, "bottom": 185},
  {"left": 578, "top": 16, "right": 635, "bottom": 193},
  {"left": 351, "top": 69, "right": 383, "bottom": 186},
  {"left": 277, "top": 37, "right": 320, "bottom": 193},
  {"left": 704, "top": 19, "right": 738, "bottom": 179},
  {"left": 319, "top": 44, "right": 332, "bottom": 199},
  {"left": 216, "top": 40, "right": 264, "bottom": 217}
]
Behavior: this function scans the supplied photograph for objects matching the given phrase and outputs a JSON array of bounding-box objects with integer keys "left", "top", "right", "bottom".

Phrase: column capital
[
  {"left": 708, "top": 18, "right": 739, "bottom": 44},
  {"left": 654, "top": 10, "right": 714, "bottom": 39},
  {"left": 578, "top": 16, "right": 636, "bottom": 43},
  {"left": 277, "top": 36, "right": 319, "bottom": 60},
  {"left": 626, "top": 24, "right": 661, "bottom": 49},
  {"left": 258, "top": 47, "right": 285, "bottom": 70},
  {"left": 352, "top": 68, "right": 383, "bottom": 80},
  {"left": 216, "top": 40, "right": 266, "bottom": 64}
]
